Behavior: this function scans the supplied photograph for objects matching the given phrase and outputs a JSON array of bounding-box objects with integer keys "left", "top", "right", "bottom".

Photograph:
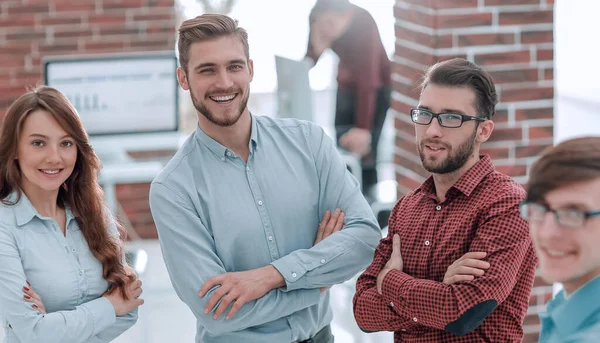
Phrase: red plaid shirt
[{"left": 353, "top": 156, "right": 537, "bottom": 342}]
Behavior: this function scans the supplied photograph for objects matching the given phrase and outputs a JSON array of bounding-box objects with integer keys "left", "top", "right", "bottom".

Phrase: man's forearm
[
  {"left": 380, "top": 270, "right": 498, "bottom": 334},
  {"left": 271, "top": 223, "right": 380, "bottom": 291},
  {"left": 353, "top": 285, "right": 415, "bottom": 332}
]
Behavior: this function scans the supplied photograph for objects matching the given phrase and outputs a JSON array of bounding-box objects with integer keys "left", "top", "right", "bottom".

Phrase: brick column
[
  {"left": 0, "top": 0, "right": 178, "bottom": 239},
  {"left": 393, "top": 1, "right": 554, "bottom": 342}
]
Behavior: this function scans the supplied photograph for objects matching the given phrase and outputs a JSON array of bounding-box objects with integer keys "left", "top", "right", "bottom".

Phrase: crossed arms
[
  {"left": 353, "top": 195, "right": 535, "bottom": 336},
  {"left": 149, "top": 124, "right": 381, "bottom": 335}
]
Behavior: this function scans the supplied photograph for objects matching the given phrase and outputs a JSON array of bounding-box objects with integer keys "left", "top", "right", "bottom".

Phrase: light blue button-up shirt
[
  {"left": 0, "top": 193, "right": 138, "bottom": 343},
  {"left": 149, "top": 115, "right": 381, "bottom": 343},
  {"left": 539, "top": 275, "right": 600, "bottom": 343}
]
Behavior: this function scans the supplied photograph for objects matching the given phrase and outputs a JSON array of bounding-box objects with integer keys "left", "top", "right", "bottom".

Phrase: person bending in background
[{"left": 305, "top": 0, "right": 391, "bottom": 191}]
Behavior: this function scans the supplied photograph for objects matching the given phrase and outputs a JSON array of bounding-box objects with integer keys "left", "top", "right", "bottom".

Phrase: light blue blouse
[{"left": 0, "top": 192, "right": 138, "bottom": 343}]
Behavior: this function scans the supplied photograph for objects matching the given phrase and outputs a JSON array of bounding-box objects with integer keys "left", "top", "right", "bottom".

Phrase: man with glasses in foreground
[
  {"left": 520, "top": 137, "right": 600, "bottom": 342},
  {"left": 353, "top": 58, "right": 537, "bottom": 342}
]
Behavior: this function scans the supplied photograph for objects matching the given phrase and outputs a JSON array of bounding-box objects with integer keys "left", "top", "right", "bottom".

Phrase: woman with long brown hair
[{"left": 0, "top": 86, "right": 144, "bottom": 342}]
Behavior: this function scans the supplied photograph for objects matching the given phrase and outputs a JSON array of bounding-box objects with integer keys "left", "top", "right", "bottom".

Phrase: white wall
[{"left": 555, "top": 0, "right": 600, "bottom": 143}]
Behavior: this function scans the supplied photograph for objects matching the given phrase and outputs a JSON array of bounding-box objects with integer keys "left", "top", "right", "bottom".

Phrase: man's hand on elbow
[
  {"left": 377, "top": 234, "right": 403, "bottom": 294},
  {"left": 314, "top": 208, "right": 344, "bottom": 245},
  {"left": 443, "top": 252, "right": 489, "bottom": 285},
  {"left": 314, "top": 208, "right": 345, "bottom": 293},
  {"left": 198, "top": 265, "right": 285, "bottom": 321}
]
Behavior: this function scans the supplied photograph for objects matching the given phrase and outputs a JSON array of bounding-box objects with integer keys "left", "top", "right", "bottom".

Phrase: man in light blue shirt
[
  {"left": 519, "top": 137, "right": 600, "bottom": 342},
  {"left": 148, "top": 14, "right": 381, "bottom": 343}
]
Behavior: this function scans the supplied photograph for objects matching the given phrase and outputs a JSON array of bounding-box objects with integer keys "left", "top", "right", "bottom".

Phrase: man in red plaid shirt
[{"left": 353, "top": 58, "right": 537, "bottom": 342}]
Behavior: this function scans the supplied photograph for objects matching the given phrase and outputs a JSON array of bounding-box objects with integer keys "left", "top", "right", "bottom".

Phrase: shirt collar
[
  {"left": 452, "top": 155, "right": 495, "bottom": 196},
  {"left": 12, "top": 192, "right": 36, "bottom": 226},
  {"left": 194, "top": 114, "right": 258, "bottom": 158},
  {"left": 546, "top": 275, "right": 600, "bottom": 336},
  {"left": 250, "top": 114, "right": 258, "bottom": 149},
  {"left": 12, "top": 191, "right": 75, "bottom": 227},
  {"left": 418, "top": 155, "right": 495, "bottom": 198}
]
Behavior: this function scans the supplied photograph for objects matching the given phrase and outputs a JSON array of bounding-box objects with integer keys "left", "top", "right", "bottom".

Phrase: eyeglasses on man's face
[
  {"left": 519, "top": 201, "right": 600, "bottom": 229},
  {"left": 410, "top": 108, "right": 486, "bottom": 128}
]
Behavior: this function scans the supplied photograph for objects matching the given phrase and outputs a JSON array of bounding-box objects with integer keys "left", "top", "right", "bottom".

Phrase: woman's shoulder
[
  {"left": 0, "top": 206, "right": 22, "bottom": 246},
  {"left": 0, "top": 200, "right": 18, "bottom": 228},
  {"left": 1, "top": 192, "right": 35, "bottom": 229}
]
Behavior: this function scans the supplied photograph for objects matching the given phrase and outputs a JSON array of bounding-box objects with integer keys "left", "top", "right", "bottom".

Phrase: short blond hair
[{"left": 178, "top": 14, "right": 249, "bottom": 73}]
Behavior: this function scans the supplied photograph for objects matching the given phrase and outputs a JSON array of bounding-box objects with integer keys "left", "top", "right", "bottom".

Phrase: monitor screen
[{"left": 44, "top": 53, "right": 179, "bottom": 136}]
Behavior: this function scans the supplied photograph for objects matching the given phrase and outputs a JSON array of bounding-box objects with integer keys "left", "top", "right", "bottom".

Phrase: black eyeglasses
[
  {"left": 410, "top": 108, "right": 486, "bottom": 128},
  {"left": 519, "top": 201, "right": 600, "bottom": 229}
]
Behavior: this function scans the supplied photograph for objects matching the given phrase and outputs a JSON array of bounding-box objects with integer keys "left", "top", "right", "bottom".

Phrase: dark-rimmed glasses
[
  {"left": 519, "top": 201, "right": 600, "bottom": 229},
  {"left": 410, "top": 108, "right": 486, "bottom": 128}
]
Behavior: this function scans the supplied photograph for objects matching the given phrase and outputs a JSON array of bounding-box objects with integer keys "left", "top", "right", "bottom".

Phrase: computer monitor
[
  {"left": 44, "top": 52, "right": 180, "bottom": 163},
  {"left": 274, "top": 55, "right": 313, "bottom": 122}
]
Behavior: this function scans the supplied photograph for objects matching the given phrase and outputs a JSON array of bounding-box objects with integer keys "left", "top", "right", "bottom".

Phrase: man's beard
[
  {"left": 190, "top": 86, "right": 250, "bottom": 127},
  {"left": 418, "top": 128, "right": 477, "bottom": 174}
]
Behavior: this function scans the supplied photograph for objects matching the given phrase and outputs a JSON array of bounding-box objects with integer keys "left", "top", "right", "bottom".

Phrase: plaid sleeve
[
  {"left": 353, "top": 201, "right": 416, "bottom": 332},
  {"left": 380, "top": 193, "right": 535, "bottom": 333}
]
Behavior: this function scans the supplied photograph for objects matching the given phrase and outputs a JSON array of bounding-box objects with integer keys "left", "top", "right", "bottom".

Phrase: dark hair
[
  {"left": 178, "top": 13, "right": 249, "bottom": 74},
  {"left": 527, "top": 136, "right": 600, "bottom": 203},
  {"left": 310, "top": 0, "right": 352, "bottom": 22},
  {"left": 0, "top": 86, "right": 134, "bottom": 299},
  {"left": 420, "top": 58, "right": 498, "bottom": 120}
]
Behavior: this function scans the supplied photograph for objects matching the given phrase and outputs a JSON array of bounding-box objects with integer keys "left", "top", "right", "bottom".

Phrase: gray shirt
[
  {"left": 149, "top": 115, "right": 380, "bottom": 343},
  {"left": 0, "top": 193, "right": 138, "bottom": 343}
]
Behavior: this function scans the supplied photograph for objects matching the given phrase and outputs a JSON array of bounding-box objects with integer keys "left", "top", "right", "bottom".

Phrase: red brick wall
[
  {"left": 393, "top": 1, "right": 554, "bottom": 341},
  {"left": 1, "top": 0, "right": 178, "bottom": 239}
]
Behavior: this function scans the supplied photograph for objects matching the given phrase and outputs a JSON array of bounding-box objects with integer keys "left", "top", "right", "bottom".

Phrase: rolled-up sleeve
[{"left": 271, "top": 123, "right": 381, "bottom": 291}]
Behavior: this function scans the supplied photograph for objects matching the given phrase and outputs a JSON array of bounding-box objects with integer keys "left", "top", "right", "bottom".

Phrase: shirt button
[
  {"left": 246, "top": 166, "right": 250, "bottom": 171},
  {"left": 291, "top": 272, "right": 297, "bottom": 278},
  {"left": 390, "top": 302, "right": 394, "bottom": 307},
  {"left": 268, "top": 236, "right": 273, "bottom": 241},
  {"left": 258, "top": 200, "right": 263, "bottom": 206},
  {"left": 226, "top": 151, "right": 232, "bottom": 157},
  {"left": 71, "top": 248, "right": 76, "bottom": 253},
  {"left": 436, "top": 205, "right": 442, "bottom": 211},
  {"left": 320, "top": 259, "right": 326, "bottom": 264},
  {"left": 413, "top": 317, "right": 418, "bottom": 322},
  {"left": 424, "top": 240, "right": 430, "bottom": 246},
  {"left": 79, "top": 270, "right": 84, "bottom": 276}
]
